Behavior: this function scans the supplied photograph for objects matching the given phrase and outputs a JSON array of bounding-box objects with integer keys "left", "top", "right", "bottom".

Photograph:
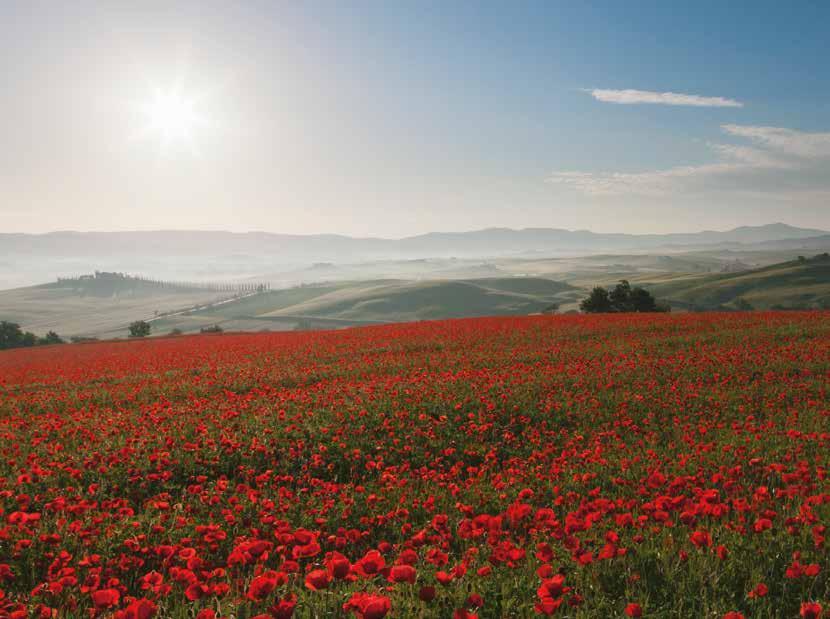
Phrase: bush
[
  {"left": 70, "top": 336, "right": 99, "bottom": 343},
  {"left": 580, "top": 280, "right": 669, "bottom": 314},
  {"left": 200, "top": 324, "right": 223, "bottom": 334},
  {"left": 0, "top": 321, "right": 65, "bottom": 350},
  {"left": 579, "top": 287, "right": 612, "bottom": 313},
  {"left": 40, "top": 331, "right": 65, "bottom": 345},
  {"left": 128, "top": 320, "right": 151, "bottom": 338}
]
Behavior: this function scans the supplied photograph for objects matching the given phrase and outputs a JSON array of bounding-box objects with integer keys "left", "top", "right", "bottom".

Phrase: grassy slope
[
  {"left": 2, "top": 277, "right": 577, "bottom": 338},
  {"left": 642, "top": 256, "right": 830, "bottom": 309},
  {"left": 260, "top": 277, "right": 577, "bottom": 322},
  {"left": 98, "top": 256, "right": 830, "bottom": 334},
  {"left": 0, "top": 282, "right": 227, "bottom": 338},
  {"left": 149, "top": 277, "right": 578, "bottom": 333},
  {"left": 6, "top": 252, "right": 826, "bottom": 338}
]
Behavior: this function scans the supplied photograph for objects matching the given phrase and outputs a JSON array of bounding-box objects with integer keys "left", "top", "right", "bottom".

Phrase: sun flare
[
  {"left": 146, "top": 91, "right": 198, "bottom": 138},
  {"left": 134, "top": 86, "right": 209, "bottom": 154}
]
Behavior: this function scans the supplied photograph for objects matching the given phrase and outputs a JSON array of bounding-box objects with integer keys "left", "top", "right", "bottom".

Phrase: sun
[
  {"left": 145, "top": 90, "right": 199, "bottom": 139},
  {"left": 133, "top": 86, "right": 210, "bottom": 154}
]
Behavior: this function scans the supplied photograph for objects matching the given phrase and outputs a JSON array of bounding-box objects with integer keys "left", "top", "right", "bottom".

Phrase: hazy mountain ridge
[
  {"left": 2, "top": 223, "right": 828, "bottom": 290},
  {"left": 3, "top": 223, "right": 825, "bottom": 258}
]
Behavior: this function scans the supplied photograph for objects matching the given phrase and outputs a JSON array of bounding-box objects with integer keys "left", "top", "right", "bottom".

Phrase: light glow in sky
[
  {"left": 1, "top": 1, "right": 829, "bottom": 236},
  {"left": 136, "top": 87, "right": 206, "bottom": 153}
]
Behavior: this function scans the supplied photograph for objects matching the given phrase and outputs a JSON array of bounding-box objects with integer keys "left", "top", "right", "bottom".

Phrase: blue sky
[{"left": 1, "top": 1, "right": 829, "bottom": 235}]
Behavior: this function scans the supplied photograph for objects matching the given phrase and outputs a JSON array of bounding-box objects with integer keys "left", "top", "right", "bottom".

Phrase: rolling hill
[
  {"left": 3, "top": 252, "right": 828, "bottom": 340},
  {"left": 3, "top": 223, "right": 827, "bottom": 289},
  {"left": 148, "top": 277, "right": 579, "bottom": 334},
  {"left": 641, "top": 253, "right": 830, "bottom": 310},
  {"left": 261, "top": 278, "right": 576, "bottom": 322},
  {"left": 0, "top": 275, "right": 243, "bottom": 339}
]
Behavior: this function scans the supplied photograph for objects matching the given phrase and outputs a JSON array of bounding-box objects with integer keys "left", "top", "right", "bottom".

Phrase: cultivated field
[
  {"left": 0, "top": 312, "right": 828, "bottom": 617},
  {"left": 0, "top": 283, "right": 230, "bottom": 340},
  {"left": 147, "top": 278, "right": 579, "bottom": 335}
]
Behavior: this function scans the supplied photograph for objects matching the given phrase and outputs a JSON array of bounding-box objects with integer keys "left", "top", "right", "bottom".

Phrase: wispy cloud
[
  {"left": 721, "top": 125, "right": 830, "bottom": 158},
  {"left": 586, "top": 88, "right": 744, "bottom": 108},
  {"left": 546, "top": 125, "right": 830, "bottom": 197}
]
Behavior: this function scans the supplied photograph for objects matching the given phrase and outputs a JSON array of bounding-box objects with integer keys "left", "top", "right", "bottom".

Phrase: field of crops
[{"left": 0, "top": 312, "right": 828, "bottom": 618}]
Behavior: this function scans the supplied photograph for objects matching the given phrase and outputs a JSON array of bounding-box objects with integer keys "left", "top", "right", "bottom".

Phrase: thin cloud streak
[
  {"left": 546, "top": 124, "right": 829, "bottom": 197},
  {"left": 587, "top": 88, "right": 744, "bottom": 108},
  {"left": 722, "top": 125, "right": 830, "bottom": 158}
]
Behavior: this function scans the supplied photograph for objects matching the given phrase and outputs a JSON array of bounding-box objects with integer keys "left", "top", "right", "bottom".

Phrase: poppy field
[{"left": 0, "top": 312, "right": 828, "bottom": 618}]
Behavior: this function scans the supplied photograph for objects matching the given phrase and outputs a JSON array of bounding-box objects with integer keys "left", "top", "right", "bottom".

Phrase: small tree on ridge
[{"left": 128, "top": 320, "right": 151, "bottom": 338}]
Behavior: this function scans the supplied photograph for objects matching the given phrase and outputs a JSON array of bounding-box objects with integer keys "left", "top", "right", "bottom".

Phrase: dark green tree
[
  {"left": 581, "top": 281, "right": 668, "bottom": 313},
  {"left": 128, "top": 320, "right": 151, "bottom": 338},
  {"left": 0, "top": 320, "right": 40, "bottom": 350},
  {"left": 609, "top": 280, "right": 633, "bottom": 312},
  {"left": 579, "top": 287, "right": 612, "bottom": 313},
  {"left": 0, "top": 320, "right": 24, "bottom": 349},
  {"left": 40, "top": 331, "right": 65, "bottom": 345},
  {"left": 628, "top": 286, "right": 659, "bottom": 312}
]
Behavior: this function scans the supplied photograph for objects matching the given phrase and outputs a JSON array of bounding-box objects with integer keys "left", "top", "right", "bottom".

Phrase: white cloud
[
  {"left": 708, "top": 142, "right": 791, "bottom": 168},
  {"left": 586, "top": 88, "right": 743, "bottom": 108},
  {"left": 721, "top": 125, "right": 830, "bottom": 158},
  {"left": 546, "top": 125, "right": 829, "bottom": 197}
]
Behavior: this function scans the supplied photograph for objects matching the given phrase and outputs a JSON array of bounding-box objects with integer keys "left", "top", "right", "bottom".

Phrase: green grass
[
  {"left": 260, "top": 277, "right": 577, "bottom": 322},
  {"left": 149, "top": 277, "right": 579, "bottom": 333},
  {"left": 642, "top": 255, "right": 830, "bottom": 310},
  {"left": 5, "top": 250, "right": 827, "bottom": 339},
  {"left": 0, "top": 282, "right": 227, "bottom": 338}
]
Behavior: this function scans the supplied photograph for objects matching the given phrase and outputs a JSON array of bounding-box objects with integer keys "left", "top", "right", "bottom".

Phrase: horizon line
[{"left": 1, "top": 221, "right": 826, "bottom": 240}]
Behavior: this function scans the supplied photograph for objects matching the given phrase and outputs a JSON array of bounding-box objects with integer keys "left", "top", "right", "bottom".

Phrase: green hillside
[
  {"left": 5, "top": 255, "right": 825, "bottom": 340},
  {"left": 149, "top": 277, "right": 578, "bottom": 333},
  {"left": 0, "top": 280, "right": 229, "bottom": 339},
  {"left": 262, "top": 278, "right": 576, "bottom": 322},
  {"left": 642, "top": 254, "right": 830, "bottom": 310}
]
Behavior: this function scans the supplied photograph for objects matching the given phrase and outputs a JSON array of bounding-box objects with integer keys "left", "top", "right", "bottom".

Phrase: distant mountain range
[
  {"left": 2, "top": 222, "right": 828, "bottom": 290},
  {"left": 3, "top": 223, "right": 827, "bottom": 260}
]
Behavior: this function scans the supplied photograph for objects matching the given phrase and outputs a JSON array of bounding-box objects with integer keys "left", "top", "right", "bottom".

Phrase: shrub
[
  {"left": 580, "top": 280, "right": 669, "bottom": 313},
  {"left": 128, "top": 320, "right": 151, "bottom": 338},
  {"left": 0, "top": 321, "right": 64, "bottom": 350},
  {"left": 40, "top": 331, "right": 65, "bottom": 345}
]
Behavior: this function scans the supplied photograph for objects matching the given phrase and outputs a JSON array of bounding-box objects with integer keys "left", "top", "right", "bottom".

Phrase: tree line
[
  {"left": 58, "top": 272, "right": 271, "bottom": 294},
  {"left": 1, "top": 318, "right": 227, "bottom": 350},
  {"left": 0, "top": 321, "right": 65, "bottom": 350},
  {"left": 128, "top": 320, "right": 224, "bottom": 338}
]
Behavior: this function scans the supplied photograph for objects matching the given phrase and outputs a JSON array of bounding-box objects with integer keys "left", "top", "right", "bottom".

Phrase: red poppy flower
[
  {"left": 690, "top": 530, "right": 712, "bottom": 548},
  {"left": 304, "top": 569, "right": 330, "bottom": 591},
  {"left": 419, "top": 586, "right": 436, "bottom": 602},
  {"left": 120, "top": 598, "right": 158, "bottom": 619},
  {"left": 247, "top": 571, "right": 281, "bottom": 602},
  {"left": 801, "top": 602, "right": 823, "bottom": 619},
  {"left": 91, "top": 588, "right": 120, "bottom": 609},
  {"left": 388, "top": 564, "right": 416, "bottom": 584},
  {"left": 344, "top": 592, "right": 391, "bottom": 619}
]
